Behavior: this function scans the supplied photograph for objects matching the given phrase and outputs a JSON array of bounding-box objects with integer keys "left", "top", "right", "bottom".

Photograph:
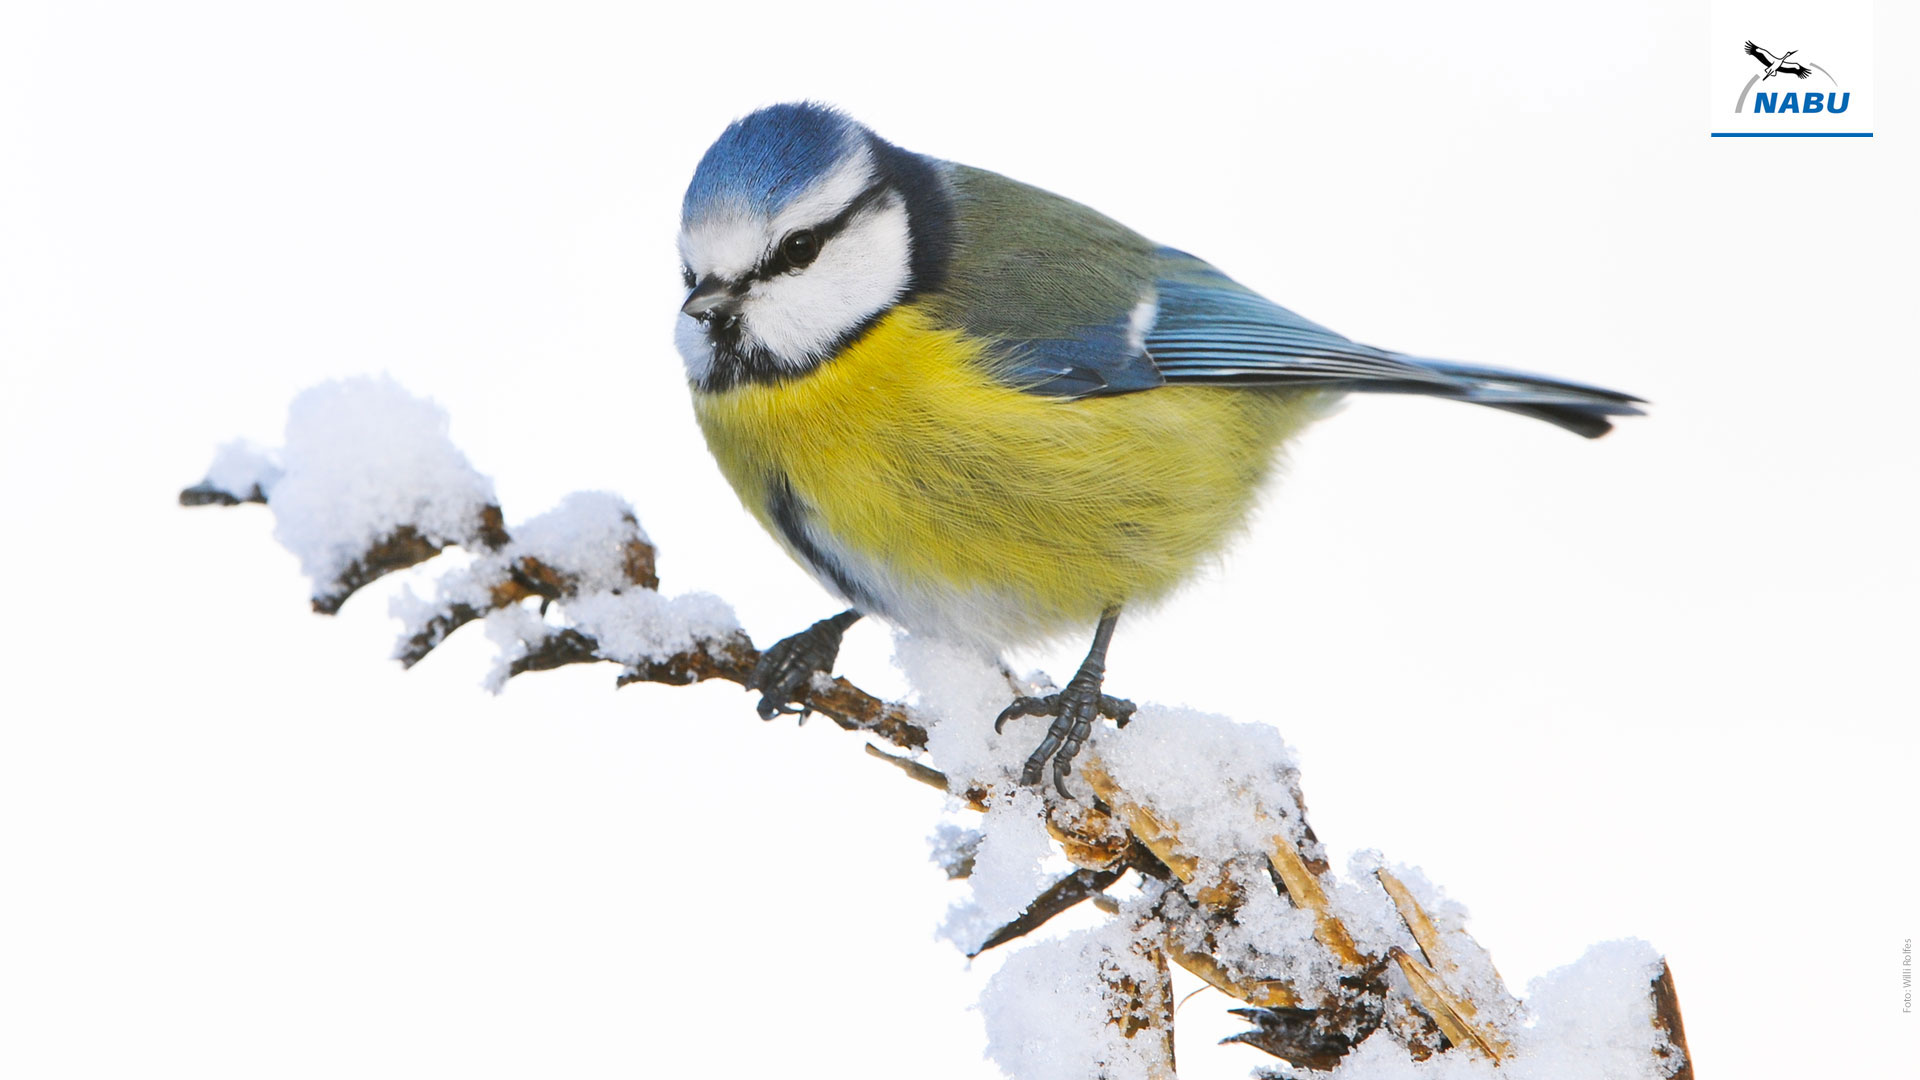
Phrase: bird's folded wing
[
  {"left": 964, "top": 248, "right": 1465, "bottom": 400},
  {"left": 981, "top": 300, "right": 1168, "bottom": 398},
  {"left": 943, "top": 189, "right": 1643, "bottom": 437},
  {"left": 1141, "top": 250, "right": 1644, "bottom": 437},
  {"left": 1144, "top": 251, "right": 1465, "bottom": 392}
]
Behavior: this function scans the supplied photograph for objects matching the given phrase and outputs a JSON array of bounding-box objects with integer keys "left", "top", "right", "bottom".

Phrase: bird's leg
[
  {"left": 747, "top": 609, "right": 861, "bottom": 721},
  {"left": 994, "top": 609, "right": 1136, "bottom": 797}
]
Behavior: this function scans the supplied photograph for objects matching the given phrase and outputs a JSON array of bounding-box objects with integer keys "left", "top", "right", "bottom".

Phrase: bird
[
  {"left": 1744, "top": 41, "right": 1812, "bottom": 80},
  {"left": 674, "top": 103, "right": 1642, "bottom": 796}
]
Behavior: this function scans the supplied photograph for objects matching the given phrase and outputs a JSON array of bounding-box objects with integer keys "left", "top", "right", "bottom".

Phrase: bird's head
[{"left": 675, "top": 103, "right": 953, "bottom": 390}]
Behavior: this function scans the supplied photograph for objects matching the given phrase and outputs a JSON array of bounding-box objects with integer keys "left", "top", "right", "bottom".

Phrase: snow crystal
[
  {"left": 894, "top": 634, "right": 1035, "bottom": 794},
  {"left": 1211, "top": 860, "right": 1341, "bottom": 1004},
  {"left": 562, "top": 589, "right": 737, "bottom": 667},
  {"left": 509, "top": 491, "right": 652, "bottom": 594},
  {"left": 880, "top": 634, "right": 1680, "bottom": 1080},
  {"left": 1369, "top": 857, "right": 1522, "bottom": 1038},
  {"left": 388, "top": 561, "right": 491, "bottom": 646},
  {"left": 387, "top": 492, "right": 660, "bottom": 661},
  {"left": 1367, "top": 859, "right": 1470, "bottom": 936},
  {"left": 1304, "top": 939, "right": 1672, "bottom": 1080},
  {"left": 204, "top": 439, "right": 281, "bottom": 499},
  {"left": 475, "top": 590, "right": 738, "bottom": 694},
  {"left": 1512, "top": 939, "right": 1676, "bottom": 1080},
  {"left": 939, "top": 788, "right": 1054, "bottom": 954},
  {"left": 268, "top": 377, "right": 495, "bottom": 598},
  {"left": 1093, "top": 704, "right": 1313, "bottom": 864},
  {"left": 375, "top": 483, "right": 736, "bottom": 691},
  {"left": 1323, "top": 851, "right": 1421, "bottom": 961},
  {"left": 981, "top": 913, "right": 1171, "bottom": 1080},
  {"left": 929, "top": 823, "right": 984, "bottom": 880},
  {"left": 388, "top": 583, "right": 451, "bottom": 660},
  {"left": 481, "top": 603, "right": 549, "bottom": 693}
]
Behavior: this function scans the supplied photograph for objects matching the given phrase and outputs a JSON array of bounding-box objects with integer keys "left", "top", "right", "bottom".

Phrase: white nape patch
[
  {"left": 1125, "top": 292, "right": 1159, "bottom": 354},
  {"left": 675, "top": 147, "right": 913, "bottom": 377}
]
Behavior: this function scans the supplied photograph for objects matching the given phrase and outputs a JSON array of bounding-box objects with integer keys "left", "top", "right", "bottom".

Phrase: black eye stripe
[{"left": 748, "top": 181, "right": 893, "bottom": 282}]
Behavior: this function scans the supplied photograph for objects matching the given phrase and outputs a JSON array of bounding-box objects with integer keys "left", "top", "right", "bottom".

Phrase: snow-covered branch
[{"left": 182, "top": 378, "right": 1692, "bottom": 1080}]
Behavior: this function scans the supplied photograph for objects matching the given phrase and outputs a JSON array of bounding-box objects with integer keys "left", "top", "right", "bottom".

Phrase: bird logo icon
[
  {"left": 1731, "top": 40, "right": 1843, "bottom": 115},
  {"left": 1743, "top": 41, "right": 1813, "bottom": 80}
]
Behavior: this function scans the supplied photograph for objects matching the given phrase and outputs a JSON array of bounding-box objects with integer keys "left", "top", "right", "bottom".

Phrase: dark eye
[
  {"left": 780, "top": 229, "right": 820, "bottom": 269},
  {"left": 681, "top": 265, "right": 695, "bottom": 288}
]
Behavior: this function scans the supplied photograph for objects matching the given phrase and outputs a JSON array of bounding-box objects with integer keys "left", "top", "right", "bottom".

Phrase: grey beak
[{"left": 681, "top": 275, "right": 742, "bottom": 320}]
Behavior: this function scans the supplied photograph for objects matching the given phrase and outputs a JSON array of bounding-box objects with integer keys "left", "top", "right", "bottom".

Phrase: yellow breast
[{"left": 692, "top": 304, "right": 1330, "bottom": 647}]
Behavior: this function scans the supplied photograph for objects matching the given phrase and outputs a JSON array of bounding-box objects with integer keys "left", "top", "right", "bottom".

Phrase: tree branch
[{"left": 180, "top": 397, "right": 1693, "bottom": 1079}]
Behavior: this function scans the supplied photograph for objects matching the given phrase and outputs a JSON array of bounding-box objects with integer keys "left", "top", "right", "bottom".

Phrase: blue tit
[{"left": 674, "top": 103, "right": 1642, "bottom": 795}]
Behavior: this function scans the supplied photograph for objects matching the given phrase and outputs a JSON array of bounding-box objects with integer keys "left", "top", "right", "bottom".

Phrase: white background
[{"left": 2, "top": 2, "right": 1914, "bottom": 1077}]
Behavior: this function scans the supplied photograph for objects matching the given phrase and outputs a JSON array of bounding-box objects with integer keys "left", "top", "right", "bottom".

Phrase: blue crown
[{"left": 682, "top": 103, "right": 867, "bottom": 221}]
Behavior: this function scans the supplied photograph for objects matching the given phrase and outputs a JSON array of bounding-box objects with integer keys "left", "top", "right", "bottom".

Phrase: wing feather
[{"left": 1143, "top": 251, "right": 1644, "bottom": 437}]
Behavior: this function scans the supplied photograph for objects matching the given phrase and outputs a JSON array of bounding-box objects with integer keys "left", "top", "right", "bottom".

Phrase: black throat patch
[{"left": 695, "top": 310, "right": 886, "bottom": 393}]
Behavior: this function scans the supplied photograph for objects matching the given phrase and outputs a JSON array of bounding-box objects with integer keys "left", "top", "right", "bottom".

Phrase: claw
[
  {"left": 993, "top": 610, "right": 1128, "bottom": 797},
  {"left": 999, "top": 682, "right": 1134, "bottom": 795},
  {"left": 994, "top": 696, "right": 1049, "bottom": 734},
  {"left": 746, "top": 610, "right": 860, "bottom": 722},
  {"left": 756, "top": 697, "right": 811, "bottom": 721},
  {"left": 1019, "top": 724, "right": 1067, "bottom": 788}
]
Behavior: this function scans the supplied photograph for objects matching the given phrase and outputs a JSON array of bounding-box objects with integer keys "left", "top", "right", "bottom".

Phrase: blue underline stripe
[{"left": 1709, "top": 132, "right": 1873, "bottom": 138}]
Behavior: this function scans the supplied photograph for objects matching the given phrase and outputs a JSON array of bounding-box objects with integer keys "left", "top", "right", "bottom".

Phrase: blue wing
[
  {"left": 991, "top": 306, "right": 1166, "bottom": 398},
  {"left": 972, "top": 235, "right": 1643, "bottom": 438},
  {"left": 1140, "top": 251, "right": 1645, "bottom": 438},
  {"left": 1146, "top": 255, "right": 1460, "bottom": 390}
]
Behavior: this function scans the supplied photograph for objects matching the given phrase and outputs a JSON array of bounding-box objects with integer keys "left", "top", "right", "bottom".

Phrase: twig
[
  {"left": 180, "top": 456, "right": 1693, "bottom": 1077},
  {"left": 971, "top": 866, "right": 1128, "bottom": 958}
]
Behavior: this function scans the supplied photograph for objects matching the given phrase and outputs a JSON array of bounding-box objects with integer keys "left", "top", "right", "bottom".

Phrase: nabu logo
[{"left": 1735, "top": 40, "right": 1851, "bottom": 114}]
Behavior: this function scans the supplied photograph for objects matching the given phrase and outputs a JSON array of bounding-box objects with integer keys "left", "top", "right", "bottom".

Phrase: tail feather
[
  {"left": 1475, "top": 401, "right": 1635, "bottom": 439},
  {"left": 1366, "top": 356, "right": 1646, "bottom": 439}
]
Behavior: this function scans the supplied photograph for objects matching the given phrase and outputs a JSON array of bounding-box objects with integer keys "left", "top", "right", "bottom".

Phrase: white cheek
[
  {"left": 675, "top": 311, "right": 715, "bottom": 382},
  {"left": 741, "top": 202, "right": 913, "bottom": 365}
]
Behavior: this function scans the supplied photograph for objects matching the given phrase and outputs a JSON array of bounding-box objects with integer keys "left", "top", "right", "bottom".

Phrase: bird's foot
[
  {"left": 995, "top": 669, "right": 1136, "bottom": 797},
  {"left": 747, "top": 610, "right": 860, "bottom": 721}
]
